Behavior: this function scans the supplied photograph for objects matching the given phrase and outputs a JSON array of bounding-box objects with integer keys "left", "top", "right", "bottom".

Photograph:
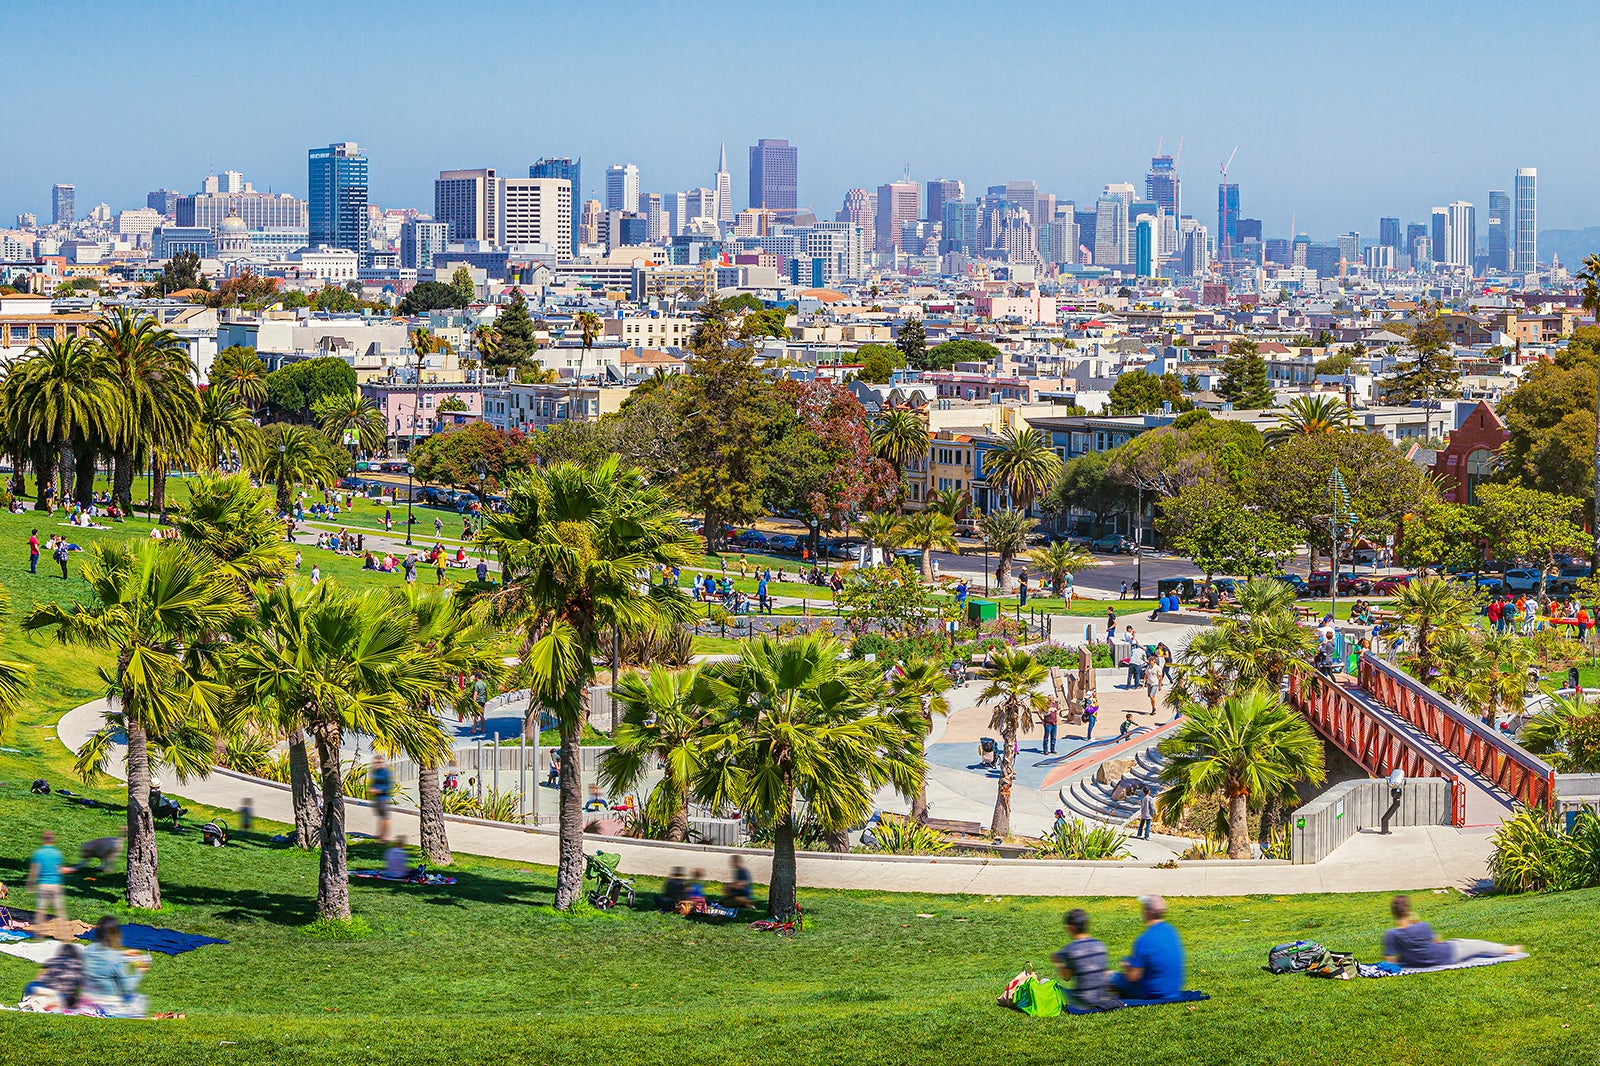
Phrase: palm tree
[
  {"left": 1521, "top": 693, "right": 1600, "bottom": 773},
  {"left": 480, "top": 457, "right": 698, "bottom": 909},
  {"left": 978, "top": 508, "right": 1035, "bottom": 592},
  {"left": 869, "top": 409, "right": 928, "bottom": 512},
  {"left": 575, "top": 311, "right": 602, "bottom": 382},
  {"left": 1, "top": 334, "right": 119, "bottom": 509},
  {"left": 896, "top": 510, "right": 959, "bottom": 581},
  {"left": 227, "top": 580, "right": 451, "bottom": 919},
  {"left": 1394, "top": 575, "right": 1477, "bottom": 682},
  {"left": 209, "top": 346, "right": 269, "bottom": 409},
  {"left": 925, "top": 486, "right": 973, "bottom": 522},
  {"left": 92, "top": 307, "right": 200, "bottom": 514},
  {"left": 978, "top": 649, "right": 1049, "bottom": 838},
  {"left": 1269, "top": 395, "right": 1352, "bottom": 442},
  {"left": 856, "top": 512, "right": 905, "bottom": 555},
  {"left": 694, "top": 634, "right": 922, "bottom": 918},
  {"left": 25, "top": 540, "right": 241, "bottom": 908},
  {"left": 1028, "top": 541, "right": 1093, "bottom": 595},
  {"left": 256, "top": 423, "right": 338, "bottom": 515},
  {"left": 598, "top": 664, "right": 717, "bottom": 842},
  {"left": 890, "top": 657, "right": 952, "bottom": 824},
  {"left": 191, "top": 386, "right": 261, "bottom": 472},
  {"left": 171, "top": 473, "right": 294, "bottom": 592},
  {"left": 1157, "top": 688, "right": 1326, "bottom": 858},
  {"left": 983, "top": 425, "right": 1062, "bottom": 513},
  {"left": 1176, "top": 577, "right": 1315, "bottom": 702},
  {"left": 311, "top": 389, "right": 386, "bottom": 462}
]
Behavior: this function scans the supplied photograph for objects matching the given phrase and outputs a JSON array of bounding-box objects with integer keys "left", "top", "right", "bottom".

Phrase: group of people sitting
[
  {"left": 316, "top": 529, "right": 363, "bottom": 555},
  {"left": 658, "top": 858, "right": 754, "bottom": 916},
  {"left": 18, "top": 916, "right": 150, "bottom": 1017}
]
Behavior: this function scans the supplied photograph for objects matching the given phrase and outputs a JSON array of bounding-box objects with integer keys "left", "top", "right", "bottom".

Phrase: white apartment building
[
  {"left": 482, "top": 381, "right": 632, "bottom": 433},
  {"left": 501, "top": 178, "right": 572, "bottom": 252}
]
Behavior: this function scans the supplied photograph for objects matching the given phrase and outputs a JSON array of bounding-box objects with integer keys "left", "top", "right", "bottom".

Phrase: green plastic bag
[{"left": 1013, "top": 976, "right": 1064, "bottom": 1017}]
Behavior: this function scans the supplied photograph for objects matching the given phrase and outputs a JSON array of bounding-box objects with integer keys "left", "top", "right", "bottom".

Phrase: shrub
[
  {"left": 1179, "top": 837, "right": 1228, "bottom": 860},
  {"left": 1032, "top": 820, "right": 1131, "bottom": 860},
  {"left": 862, "top": 818, "right": 952, "bottom": 855},
  {"left": 220, "top": 730, "right": 277, "bottom": 777},
  {"left": 1488, "top": 806, "right": 1600, "bottom": 893},
  {"left": 850, "top": 631, "right": 951, "bottom": 665},
  {"left": 1030, "top": 642, "right": 1085, "bottom": 668},
  {"left": 441, "top": 788, "right": 523, "bottom": 821}
]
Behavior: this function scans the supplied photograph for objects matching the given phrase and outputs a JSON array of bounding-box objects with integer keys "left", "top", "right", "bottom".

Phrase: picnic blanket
[
  {"left": 1066, "top": 990, "right": 1209, "bottom": 1014},
  {"left": 80, "top": 923, "right": 228, "bottom": 956},
  {"left": 1358, "top": 952, "right": 1528, "bottom": 978},
  {"left": 0, "top": 939, "right": 61, "bottom": 964},
  {"left": 352, "top": 869, "right": 458, "bottom": 886}
]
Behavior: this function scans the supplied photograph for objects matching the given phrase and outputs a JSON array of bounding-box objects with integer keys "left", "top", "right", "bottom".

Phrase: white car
[{"left": 1502, "top": 568, "right": 1543, "bottom": 592}]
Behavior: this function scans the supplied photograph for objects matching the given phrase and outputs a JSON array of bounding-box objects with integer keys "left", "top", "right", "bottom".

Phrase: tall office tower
[
  {"left": 1146, "top": 155, "right": 1180, "bottom": 217},
  {"left": 875, "top": 180, "right": 919, "bottom": 253},
  {"left": 1515, "top": 168, "right": 1537, "bottom": 272},
  {"left": 1093, "top": 196, "right": 1128, "bottom": 266},
  {"left": 1379, "top": 217, "right": 1401, "bottom": 252},
  {"left": 662, "top": 190, "right": 687, "bottom": 237},
  {"left": 987, "top": 204, "right": 1038, "bottom": 263},
  {"left": 1336, "top": 232, "right": 1361, "bottom": 271},
  {"left": 1413, "top": 235, "right": 1433, "bottom": 268},
  {"left": 1291, "top": 235, "right": 1311, "bottom": 269},
  {"left": 1134, "top": 215, "right": 1158, "bottom": 277},
  {"left": 51, "top": 184, "right": 75, "bottom": 225},
  {"left": 1430, "top": 208, "right": 1449, "bottom": 269},
  {"left": 1215, "top": 183, "right": 1239, "bottom": 255},
  {"left": 643, "top": 193, "right": 666, "bottom": 241},
  {"left": 1447, "top": 201, "right": 1475, "bottom": 269},
  {"left": 147, "top": 189, "right": 180, "bottom": 217},
  {"left": 939, "top": 199, "right": 978, "bottom": 255},
  {"left": 434, "top": 168, "right": 501, "bottom": 244},
  {"left": 399, "top": 220, "right": 450, "bottom": 269},
  {"left": 605, "top": 164, "right": 640, "bottom": 212},
  {"left": 500, "top": 178, "right": 573, "bottom": 250},
  {"left": 684, "top": 188, "right": 718, "bottom": 229},
  {"left": 748, "top": 138, "right": 798, "bottom": 215},
  {"left": 529, "top": 157, "right": 581, "bottom": 256},
  {"left": 714, "top": 144, "right": 733, "bottom": 224},
  {"left": 1406, "top": 223, "right": 1427, "bottom": 260},
  {"left": 1004, "top": 180, "right": 1039, "bottom": 224},
  {"left": 924, "top": 178, "right": 963, "bottom": 225},
  {"left": 307, "top": 142, "right": 369, "bottom": 257},
  {"left": 579, "top": 199, "right": 603, "bottom": 247},
  {"left": 219, "top": 170, "right": 246, "bottom": 194},
  {"left": 1487, "top": 191, "right": 1512, "bottom": 272},
  {"left": 837, "top": 188, "right": 876, "bottom": 250},
  {"left": 1182, "top": 224, "right": 1210, "bottom": 276}
]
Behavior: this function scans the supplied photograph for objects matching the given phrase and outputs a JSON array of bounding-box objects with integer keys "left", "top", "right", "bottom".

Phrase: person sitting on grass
[
  {"left": 21, "top": 941, "right": 84, "bottom": 1012},
  {"left": 723, "top": 855, "right": 754, "bottom": 910},
  {"left": 1053, "top": 908, "right": 1122, "bottom": 1012},
  {"left": 659, "top": 867, "right": 687, "bottom": 912},
  {"left": 1383, "top": 895, "right": 1523, "bottom": 968},
  {"left": 1111, "top": 894, "right": 1186, "bottom": 1001},
  {"left": 383, "top": 837, "right": 420, "bottom": 881},
  {"left": 79, "top": 917, "right": 149, "bottom": 1018}
]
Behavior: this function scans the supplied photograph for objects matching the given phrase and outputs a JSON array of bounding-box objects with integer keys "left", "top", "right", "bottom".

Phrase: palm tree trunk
[
  {"left": 288, "top": 730, "right": 320, "bottom": 848},
  {"left": 313, "top": 724, "right": 351, "bottom": 920},
  {"left": 995, "top": 554, "right": 1013, "bottom": 594},
  {"left": 911, "top": 781, "right": 929, "bottom": 824},
  {"left": 417, "top": 760, "right": 452, "bottom": 865},
  {"left": 73, "top": 444, "right": 96, "bottom": 508},
  {"left": 112, "top": 446, "right": 136, "bottom": 513},
  {"left": 123, "top": 717, "right": 162, "bottom": 910},
  {"left": 666, "top": 796, "right": 689, "bottom": 844},
  {"left": 553, "top": 719, "right": 585, "bottom": 910},
  {"left": 824, "top": 828, "right": 850, "bottom": 853},
  {"left": 768, "top": 819, "right": 798, "bottom": 920},
  {"left": 151, "top": 454, "right": 169, "bottom": 515},
  {"left": 991, "top": 721, "right": 1016, "bottom": 838},
  {"left": 33, "top": 448, "right": 55, "bottom": 510},
  {"left": 921, "top": 545, "right": 933, "bottom": 582},
  {"left": 276, "top": 477, "right": 292, "bottom": 517},
  {"left": 1226, "top": 790, "right": 1252, "bottom": 859}
]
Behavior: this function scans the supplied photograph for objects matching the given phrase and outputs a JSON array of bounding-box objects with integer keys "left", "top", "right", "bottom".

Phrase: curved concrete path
[{"left": 56, "top": 699, "right": 1495, "bottom": 896}]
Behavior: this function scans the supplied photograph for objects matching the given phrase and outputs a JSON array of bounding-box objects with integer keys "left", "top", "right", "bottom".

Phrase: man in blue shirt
[
  {"left": 1112, "top": 894, "right": 1186, "bottom": 1000},
  {"left": 757, "top": 577, "right": 770, "bottom": 614}
]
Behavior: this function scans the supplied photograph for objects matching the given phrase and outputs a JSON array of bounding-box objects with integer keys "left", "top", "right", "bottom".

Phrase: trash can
[{"left": 967, "top": 599, "right": 998, "bottom": 624}]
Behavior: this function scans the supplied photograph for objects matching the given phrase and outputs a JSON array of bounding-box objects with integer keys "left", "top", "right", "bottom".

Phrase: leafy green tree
[
  {"left": 398, "top": 280, "right": 467, "bottom": 316},
  {"left": 488, "top": 289, "right": 539, "bottom": 375},
  {"left": 1388, "top": 314, "right": 1459, "bottom": 406},
  {"left": 481, "top": 457, "right": 698, "bottom": 910},
  {"left": 766, "top": 379, "right": 892, "bottom": 537},
  {"left": 1157, "top": 481, "right": 1300, "bottom": 578},
  {"left": 450, "top": 267, "right": 478, "bottom": 306},
  {"left": 599, "top": 665, "right": 717, "bottom": 842},
  {"left": 160, "top": 250, "right": 208, "bottom": 294},
  {"left": 1397, "top": 501, "right": 1485, "bottom": 574},
  {"left": 895, "top": 318, "right": 927, "bottom": 368},
  {"left": 978, "top": 649, "right": 1049, "bottom": 837},
  {"left": 694, "top": 634, "right": 922, "bottom": 916},
  {"left": 410, "top": 422, "right": 534, "bottom": 492},
  {"left": 1104, "top": 371, "right": 1193, "bottom": 416},
  {"left": 256, "top": 423, "right": 340, "bottom": 514},
  {"left": 983, "top": 425, "right": 1062, "bottom": 512},
  {"left": 210, "top": 345, "right": 269, "bottom": 408},
  {"left": 1111, "top": 410, "right": 1267, "bottom": 499},
  {"left": 856, "top": 343, "right": 903, "bottom": 383},
  {"left": 1314, "top": 348, "right": 1355, "bottom": 375},
  {"left": 838, "top": 560, "right": 938, "bottom": 633},
  {"left": 978, "top": 508, "right": 1035, "bottom": 592},
  {"left": 311, "top": 285, "right": 360, "bottom": 313},
  {"left": 1218, "top": 339, "right": 1275, "bottom": 409},
  {"left": 924, "top": 339, "right": 1000, "bottom": 371},
  {"left": 723, "top": 293, "right": 764, "bottom": 314},
  {"left": 26, "top": 541, "right": 242, "bottom": 908},
  {"left": 1157, "top": 688, "right": 1325, "bottom": 858},
  {"left": 738, "top": 305, "right": 791, "bottom": 340},
  {"left": 1497, "top": 338, "right": 1597, "bottom": 502},
  {"left": 264, "top": 357, "right": 357, "bottom": 423},
  {"left": 1475, "top": 482, "right": 1587, "bottom": 592},
  {"left": 1047, "top": 449, "right": 1127, "bottom": 535}
]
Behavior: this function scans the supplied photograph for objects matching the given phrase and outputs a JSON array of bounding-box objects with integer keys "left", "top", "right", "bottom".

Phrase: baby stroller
[
  {"left": 978, "top": 736, "right": 1002, "bottom": 770},
  {"left": 584, "top": 851, "right": 636, "bottom": 910}
]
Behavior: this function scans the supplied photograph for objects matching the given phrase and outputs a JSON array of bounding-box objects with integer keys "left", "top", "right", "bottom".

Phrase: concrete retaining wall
[
  {"left": 1291, "top": 778, "right": 1451, "bottom": 864},
  {"left": 1556, "top": 773, "right": 1600, "bottom": 813}
]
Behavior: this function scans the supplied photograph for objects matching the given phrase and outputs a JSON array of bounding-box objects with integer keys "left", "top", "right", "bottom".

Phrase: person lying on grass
[
  {"left": 1383, "top": 895, "right": 1524, "bottom": 968},
  {"left": 1053, "top": 908, "right": 1122, "bottom": 1011}
]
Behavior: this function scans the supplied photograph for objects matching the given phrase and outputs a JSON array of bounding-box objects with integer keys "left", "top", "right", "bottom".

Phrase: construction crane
[{"left": 1219, "top": 146, "right": 1239, "bottom": 267}]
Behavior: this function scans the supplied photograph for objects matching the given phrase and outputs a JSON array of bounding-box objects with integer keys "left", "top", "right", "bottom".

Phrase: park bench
[
  {"left": 923, "top": 817, "right": 985, "bottom": 836},
  {"left": 1370, "top": 609, "right": 1399, "bottom": 625}
]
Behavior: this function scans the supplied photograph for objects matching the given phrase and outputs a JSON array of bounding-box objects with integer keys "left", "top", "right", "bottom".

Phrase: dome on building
[{"left": 215, "top": 213, "right": 251, "bottom": 255}]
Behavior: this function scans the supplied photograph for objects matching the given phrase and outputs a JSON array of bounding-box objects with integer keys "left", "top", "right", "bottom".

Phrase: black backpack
[
  {"left": 1267, "top": 940, "right": 1327, "bottom": 974},
  {"left": 30, "top": 779, "right": 49, "bottom": 795}
]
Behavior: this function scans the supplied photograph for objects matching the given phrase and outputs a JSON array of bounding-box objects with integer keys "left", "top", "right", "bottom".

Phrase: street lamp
[
  {"left": 1134, "top": 482, "right": 1143, "bottom": 597},
  {"left": 405, "top": 462, "right": 415, "bottom": 547},
  {"left": 474, "top": 459, "right": 489, "bottom": 534}
]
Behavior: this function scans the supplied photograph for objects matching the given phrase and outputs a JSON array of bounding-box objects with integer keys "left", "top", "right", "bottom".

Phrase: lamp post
[
  {"left": 1134, "top": 482, "right": 1143, "bottom": 597},
  {"left": 405, "top": 462, "right": 415, "bottom": 547},
  {"left": 278, "top": 442, "right": 287, "bottom": 535},
  {"left": 474, "top": 459, "right": 489, "bottom": 534}
]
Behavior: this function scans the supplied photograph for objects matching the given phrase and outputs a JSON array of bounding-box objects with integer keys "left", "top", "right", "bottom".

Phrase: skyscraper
[
  {"left": 1134, "top": 215, "right": 1158, "bottom": 277},
  {"left": 643, "top": 192, "right": 666, "bottom": 242},
  {"left": 1515, "top": 168, "right": 1537, "bottom": 273},
  {"left": 529, "top": 157, "right": 581, "bottom": 256},
  {"left": 1216, "top": 183, "right": 1239, "bottom": 258},
  {"left": 748, "top": 139, "right": 798, "bottom": 215},
  {"left": 147, "top": 189, "right": 179, "bottom": 217},
  {"left": 399, "top": 220, "right": 449, "bottom": 270},
  {"left": 1146, "top": 155, "right": 1179, "bottom": 217},
  {"left": 51, "top": 184, "right": 75, "bottom": 225},
  {"left": 307, "top": 142, "right": 368, "bottom": 258},
  {"left": 1379, "top": 217, "right": 1401, "bottom": 253},
  {"left": 1094, "top": 197, "right": 1128, "bottom": 266},
  {"left": 838, "top": 188, "right": 875, "bottom": 251},
  {"left": 1446, "top": 201, "right": 1474, "bottom": 269},
  {"left": 924, "top": 179, "right": 963, "bottom": 226},
  {"left": 714, "top": 145, "right": 733, "bottom": 225},
  {"left": 500, "top": 178, "right": 572, "bottom": 250},
  {"left": 1487, "top": 191, "right": 1512, "bottom": 272},
  {"left": 1336, "top": 232, "right": 1361, "bottom": 272},
  {"left": 1406, "top": 223, "right": 1428, "bottom": 261},
  {"left": 435, "top": 168, "right": 501, "bottom": 244},
  {"left": 875, "top": 180, "right": 919, "bottom": 253},
  {"left": 1430, "top": 208, "right": 1449, "bottom": 270},
  {"left": 605, "top": 164, "right": 640, "bottom": 213},
  {"left": 1004, "top": 180, "right": 1039, "bottom": 225}
]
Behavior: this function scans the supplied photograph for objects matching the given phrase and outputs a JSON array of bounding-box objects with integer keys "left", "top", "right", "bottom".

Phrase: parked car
[
  {"left": 767, "top": 534, "right": 800, "bottom": 553},
  {"left": 1502, "top": 568, "right": 1542, "bottom": 592},
  {"left": 1451, "top": 572, "right": 1504, "bottom": 592},
  {"left": 1551, "top": 565, "right": 1592, "bottom": 593},
  {"left": 1306, "top": 571, "right": 1365, "bottom": 596},
  {"left": 1368, "top": 573, "right": 1417, "bottom": 595},
  {"left": 1271, "top": 573, "right": 1311, "bottom": 596},
  {"left": 1091, "top": 534, "right": 1133, "bottom": 554},
  {"left": 1157, "top": 577, "right": 1199, "bottom": 600}
]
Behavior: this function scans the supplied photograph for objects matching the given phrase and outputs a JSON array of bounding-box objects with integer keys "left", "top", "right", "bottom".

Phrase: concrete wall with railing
[{"left": 1290, "top": 778, "right": 1451, "bottom": 864}]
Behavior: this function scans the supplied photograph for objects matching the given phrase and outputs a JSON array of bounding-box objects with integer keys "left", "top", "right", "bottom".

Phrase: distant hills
[{"left": 1538, "top": 228, "right": 1600, "bottom": 268}]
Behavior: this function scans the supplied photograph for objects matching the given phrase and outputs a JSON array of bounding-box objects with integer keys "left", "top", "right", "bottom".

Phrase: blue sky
[{"left": 7, "top": 0, "right": 1592, "bottom": 238}]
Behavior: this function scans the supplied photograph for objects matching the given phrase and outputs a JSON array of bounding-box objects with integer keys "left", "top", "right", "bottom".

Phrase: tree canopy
[
  {"left": 1217, "top": 340, "right": 1275, "bottom": 409},
  {"left": 923, "top": 339, "right": 1000, "bottom": 371},
  {"left": 264, "top": 357, "right": 357, "bottom": 422},
  {"left": 1497, "top": 336, "right": 1597, "bottom": 502},
  {"left": 399, "top": 280, "right": 468, "bottom": 316},
  {"left": 408, "top": 422, "right": 534, "bottom": 492},
  {"left": 1104, "top": 371, "right": 1193, "bottom": 416}
]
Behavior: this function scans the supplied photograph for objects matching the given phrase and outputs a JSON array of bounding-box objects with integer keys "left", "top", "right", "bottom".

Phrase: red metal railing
[
  {"left": 1359, "top": 655, "right": 1557, "bottom": 812},
  {"left": 1286, "top": 666, "right": 1467, "bottom": 826}
]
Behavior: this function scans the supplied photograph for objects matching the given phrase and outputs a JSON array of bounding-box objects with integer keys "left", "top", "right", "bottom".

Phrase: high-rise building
[
  {"left": 1406, "top": 223, "right": 1427, "bottom": 261},
  {"left": 1447, "top": 201, "right": 1475, "bottom": 269},
  {"left": 1093, "top": 196, "right": 1128, "bottom": 266},
  {"left": 605, "top": 164, "right": 640, "bottom": 213},
  {"left": 1487, "top": 191, "right": 1512, "bottom": 273},
  {"left": 714, "top": 145, "right": 733, "bottom": 225},
  {"left": 1134, "top": 215, "right": 1158, "bottom": 277},
  {"left": 1430, "top": 208, "right": 1449, "bottom": 270},
  {"left": 925, "top": 179, "right": 963, "bottom": 226},
  {"left": 1379, "top": 217, "right": 1401, "bottom": 252},
  {"left": 500, "top": 178, "right": 573, "bottom": 250},
  {"left": 434, "top": 168, "right": 501, "bottom": 244},
  {"left": 307, "top": 142, "right": 369, "bottom": 258},
  {"left": 837, "top": 188, "right": 876, "bottom": 251},
  {"left": 147, "top": 189, "right": 180, "bottom": 217},
  {"left": 177, "top": 190, "right": 307, "bottom": 230},
  {"left": 1216, "top": 183, "right": 1239, "bottom": 255},
  {"left": 1004, "top": 181, "right": 1039, "bottom": 224},
  {"left": 1413, "top": 235, "right": 1433, "bottom": 269},
  {"left": 579, "top": 199, "right": 603, "bottom": 247},
  {"left": 748, "top": 139, "right": 798, "bottom": 215},
  {"left": 1336, "top": 232, "right": 1361, "bottom": 272},
  {"left": 1515, "top": 168, "right": 1537, "bottom": 273},
  {"left": 529, "top": 158, "right": 581, "bottom": 256},
  {"left": 1182, "top": 224, "right": 1210, "bottom": 277},
  {"left": 683, "top": 188, "right": 718, "bottom": 229},
  {"left": 1146, "top": 155, "right": 1180, "bottom": 218},
  {"left": 399, "top": 220, "right": 450, "bottom": 270},
  {"left": 51, "top": 184, "right": 75, "bottom": 225},
  {"left": 875, "top": 180, "right": 919, "bottom": 253}
]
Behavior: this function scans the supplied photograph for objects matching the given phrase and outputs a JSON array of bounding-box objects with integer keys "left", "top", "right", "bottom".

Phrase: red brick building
[{"left": 1432, "top": 400, "right": 1509, "bottom": 504}]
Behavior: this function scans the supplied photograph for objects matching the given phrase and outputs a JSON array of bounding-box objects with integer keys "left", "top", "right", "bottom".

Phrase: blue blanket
[
  {"left": 1066, "top": 990, "right": 1209, "bottom": 1015},
  {"left": 80, "top": 923, "right": 228, "bottom": 956}
]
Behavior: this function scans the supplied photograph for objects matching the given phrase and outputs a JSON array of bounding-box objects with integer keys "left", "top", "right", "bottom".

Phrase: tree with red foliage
[
  {"left": 770, "top": 379, "right": 897, "bottom": 540},
  {"left": 408, "top": 422, "right": 535, "bottom": 492}
]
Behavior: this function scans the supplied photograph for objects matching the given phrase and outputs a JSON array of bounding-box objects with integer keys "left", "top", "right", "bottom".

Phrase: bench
[
  {"left": 923, "top": 817, "right": 985, "bottom": 836},
  {"left": 1369, "top": 610, "right": 1399, "bottom": 625}
]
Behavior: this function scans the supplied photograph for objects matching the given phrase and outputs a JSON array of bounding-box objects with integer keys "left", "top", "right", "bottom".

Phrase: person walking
[
  {"left": 27, "top": 830, "right": 70, "bottom": 934},
  {"left": 52, "top": 537, "right": 69, "bottom": 580},
  {"left": 368, "top": 755, "right": 393, "bottom": 842},
  {"left": 1083, "top": 694, "right": 1098, "bottom": 740},
  {"left": 28, "top": 528, "right": 39, "bottom": 574},
  {"left": 434, "top": 515, "right": 443, "bottom": 539},
  {"left": 1106, "top": 605, "right": 1117, "bottom": 643},
  {"left": 403, "top": 553, "right": 418, "bottom": 584},
  {"left": 1124, "top": 643, "right": 1146, "bottom": 688},
  {"left": 310, "top": 563, "right": 321, "bottom": 586},
  {"left": 1119, "top": 580, "right": 1128, "bottom": 601},
  {"left": 1145, "top": 665, "right": 1160, "bottom": 715},
  {"left": 1136, "top": 787, "right": 1155, "bottom": 840},
  {"left": 1041, "top": 700, "right": 1059, "bottom": 755}
]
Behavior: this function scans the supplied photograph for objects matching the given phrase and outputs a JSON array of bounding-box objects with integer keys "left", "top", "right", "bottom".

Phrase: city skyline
[{"left": 4, "top": 1, "right": 1593, "bottom": 238}]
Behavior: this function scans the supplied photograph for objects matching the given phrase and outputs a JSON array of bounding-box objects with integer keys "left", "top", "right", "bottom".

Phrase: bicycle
[{"left": 749, "top": 905, "right": 803, "bottom": 937}]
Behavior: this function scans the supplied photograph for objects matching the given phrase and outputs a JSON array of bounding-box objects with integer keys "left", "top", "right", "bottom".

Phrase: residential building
[
  {"left": 51, "top": 184, "right": 74, "bottom": 225},
  {"left": 875, "top": 180, "right": 919, "bottom": 253},
  {"left": 602, "top": 314, "right": 693, "bottom": 349},
  {"left": 307, "top": 142, "right": 369, "bottom": 259},
  {"left": 1515, "top": 167, "right": 1537, "bottom": 272},
  {"left": 500, "top": 178, "right": 572, "bottom": 251},
  {"left": 434, "top": 168, "right": 501, "bottom": 244},
  {"left": 924, "top": 178, "right": 962, "bottom": 226},
  {"left": 399, "top": 220, "right": 449, "bottom": 270},
  {"left": 481, "top": 381, "right": 631, "bottom": 434},
  {"left": 748, "top": 138, "right": 798, "bottom": 216},
  {"left": 605, "top": 164, "right": 640, "bottom": 212},
  {"left": 361, "top": 382, "right": 485, "bottom": 448},
  {"left": 529, "top": 157, "right": 581, "bottom": 256}
]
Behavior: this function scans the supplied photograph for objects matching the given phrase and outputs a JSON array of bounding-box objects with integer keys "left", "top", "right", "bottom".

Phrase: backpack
[
  {"left": 1303, "top": 948, "right": 1358, "bottom": 979},
  {"left": 998, "top": 967, "right": 1064, "bottom": 1017},
  {"left": 1267, "top": 940, "right": 1327, "bottom": 974},
  {"left": 53, "top": 544, "right": 69, "bottom": 563}
]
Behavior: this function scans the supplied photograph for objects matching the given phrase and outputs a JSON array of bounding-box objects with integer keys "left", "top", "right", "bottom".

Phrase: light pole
[
  {"left": 1134, "top": 482, "right": 1143, "bottom": 597},
  {"left": 474, "top": 459, "right": 489, "bottom": 534},
  {"left": 405, "top": 462, "right": 415, "bottom": 547}
]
